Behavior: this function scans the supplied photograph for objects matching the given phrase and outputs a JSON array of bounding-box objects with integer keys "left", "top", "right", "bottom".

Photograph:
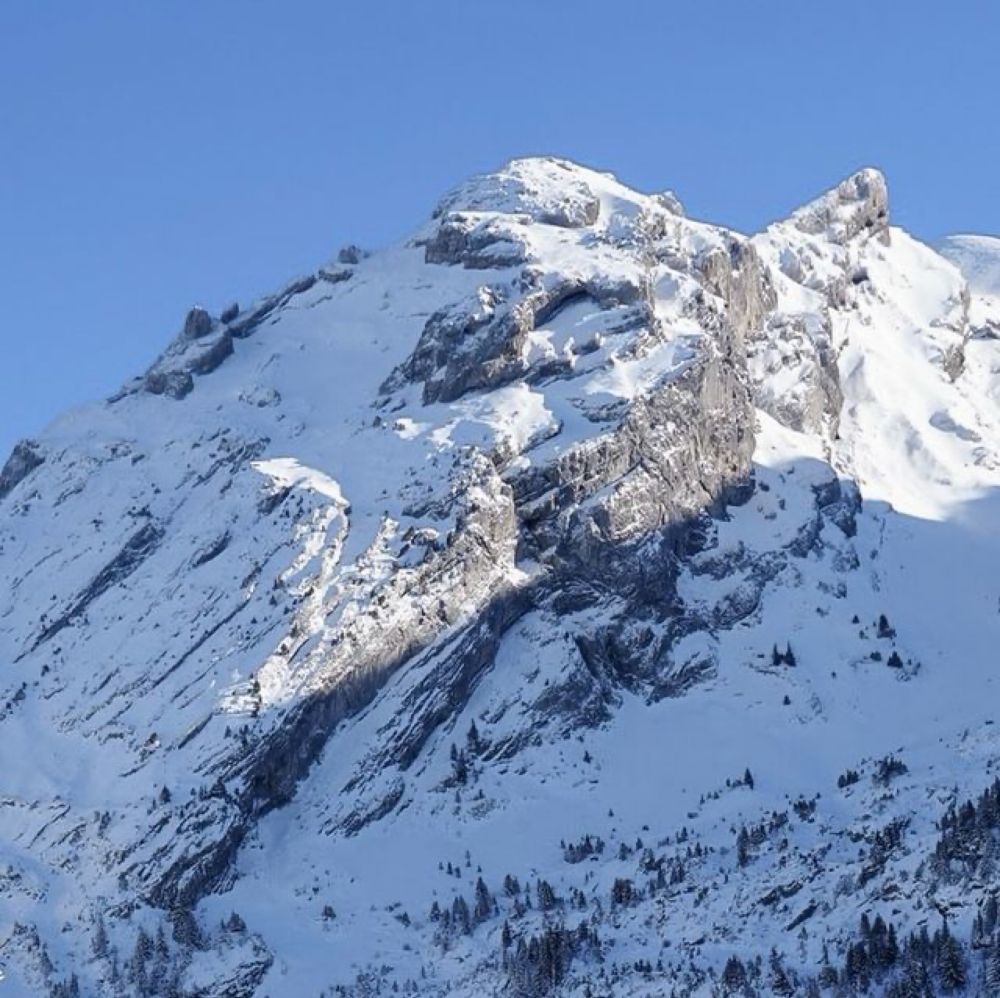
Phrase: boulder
[{"left": 182, "top": 306, "right": 214, "bottom": 340}]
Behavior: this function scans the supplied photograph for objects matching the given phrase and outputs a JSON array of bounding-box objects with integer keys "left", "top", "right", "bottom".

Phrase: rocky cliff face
[{"left": 2, "top": 158, "right": 1000, "bottom": 997}]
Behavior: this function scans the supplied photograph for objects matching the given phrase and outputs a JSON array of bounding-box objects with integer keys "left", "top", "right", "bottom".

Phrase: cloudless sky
[{"left": 2, "top": 1, "right": 999, "bottom": 460}]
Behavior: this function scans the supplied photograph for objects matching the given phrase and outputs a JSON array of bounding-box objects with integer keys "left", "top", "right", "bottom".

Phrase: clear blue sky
[{"left": 2, "top": 1, "right": 998, "bottom": 460}]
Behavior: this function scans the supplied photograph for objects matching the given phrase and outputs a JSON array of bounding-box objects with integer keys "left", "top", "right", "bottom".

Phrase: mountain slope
[{"left": 1, "top": 158, "right": 999, "bottom": 997}]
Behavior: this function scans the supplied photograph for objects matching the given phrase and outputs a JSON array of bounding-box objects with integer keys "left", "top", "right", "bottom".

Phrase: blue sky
[{"left": 2, "top": 1, "right": 998, "bottom": 460}]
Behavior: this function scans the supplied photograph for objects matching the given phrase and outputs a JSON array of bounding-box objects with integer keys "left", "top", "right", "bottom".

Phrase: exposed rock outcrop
[
  {"left": 789, "top": 167, "right": 890, "bottom": 246},
  {"left": 0, "top": 438, "right": 45, "bottom": 500},
  {"left": 182, "top": 306, "right": 214, "bottom": 340},
  {"left": 433, "top": 157, "right": 603, "bottom": 228}
]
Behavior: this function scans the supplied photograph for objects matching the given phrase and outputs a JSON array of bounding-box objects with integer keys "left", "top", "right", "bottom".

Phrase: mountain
[
  {"left": 1, "top": 157, "right": 1000, "bottom": 997},
  {"left": 940, "top": 235, "right": 1000, "bottom": 296}
]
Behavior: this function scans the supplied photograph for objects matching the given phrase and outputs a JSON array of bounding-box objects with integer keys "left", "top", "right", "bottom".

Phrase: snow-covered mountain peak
[
  {"left": 3, "top": 158, "right": 1000, "bottom": 997},
  {"left": 429, "top": 156, "right": 679, "bottom": 231}
]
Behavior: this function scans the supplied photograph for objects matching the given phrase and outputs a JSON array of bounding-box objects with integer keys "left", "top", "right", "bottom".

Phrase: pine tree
[
  {"left": 611, "top": 878, "right": 635, "bottom": 906},
  {"left": 768, "top": 948, "right": 794, "bottom": 996},
  {"left": 452, "top": 895, "right": 471, "bottom": 935},
  {"left": 737, "top": 825, "right": 751, "bottom": 866},
  {"left": 92, "top": 916, "right": 109, "bottom": 960},
  {"left": 129, "top": 928, "right": 153, "bottom": 990},
  {"left": 155, "top": 924, "right": 169, "bottom": 961},
  {"left": 474, "top": 877, "right": 493, "bottom": 923},
  {"left": 937, "top": 921, "right": 966, "bottom": 991},
  {"left": 886, "top": 922, "right": 900, "bottom": 967},
  {"left": 721, "top": 955, "right": 747, "bottom": 993},
  {"left": 818, "top": 942, "right": 838, "bottom": 987},
  {"left": 501, "top": 920, "right": 512, "bottom": 950},
  {"left": 170, "top": 905, "right": 203, "bottom": 949},
  {"left": 449, "top": 744, "right": 468, "bottom": 784},
  {"left": 537, "top": 879, "right": 557, "bottom": 911}
]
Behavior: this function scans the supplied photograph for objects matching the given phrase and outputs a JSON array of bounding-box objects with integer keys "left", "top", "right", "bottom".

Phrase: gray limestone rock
[
  {"left": 337, "top": 244, "right": 367, "bottom": 265},
  {"left": 791, "top": 168, "right": 890, "bottom": 246},
  {"left": 0, "top": 439, "right": 45, "bottom": 500},
  {"left": 143, "top": 368, "right": 195, "bottom": 399},
  {"left": 186, "top": 330, "right": 234, "bottom": 377},
  {"left": 749, "top": 312, "right": 842, "bottom": 435},
  {"left": 183, "top": 306, "right": 214, "bottom": 340},
  {"left": 423, "top": 212, "right": 529, "bottom": 269},
  {"left": 434, "top": 156, "right": 601, "bottom": 229}
]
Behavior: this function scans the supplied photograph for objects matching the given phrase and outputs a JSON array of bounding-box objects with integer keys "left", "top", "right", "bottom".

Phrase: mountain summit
[{"left": 2, "top": 158, "right": 1000, "bottom": 996}]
